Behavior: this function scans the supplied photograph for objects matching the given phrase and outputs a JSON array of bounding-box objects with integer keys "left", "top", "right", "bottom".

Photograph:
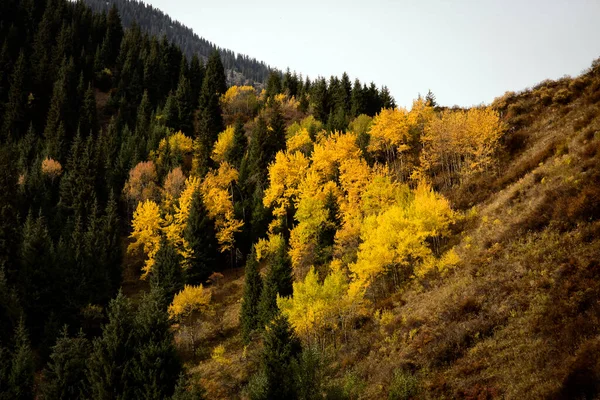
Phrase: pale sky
[{"left": 144, "top": 0, "right": 600, "bottom": 108}]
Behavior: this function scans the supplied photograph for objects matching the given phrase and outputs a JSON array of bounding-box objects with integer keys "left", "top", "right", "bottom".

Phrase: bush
[
  {"left": 388, "top": 370, "right": 419, "bottom": 400},
  {"left": 553, "top": 88, "right": 572, "bottom": 105}
]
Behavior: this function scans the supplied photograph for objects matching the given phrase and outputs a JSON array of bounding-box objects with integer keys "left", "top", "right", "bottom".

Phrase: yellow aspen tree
[
  {"left": 367, "top": 107, "right": 411, "bottom": 164},
  {"left": 128, "top": 199, "right": 163, "bottom": 278},
  {"left": 201, "top": 162, "right": 244, "bottom": 252},
  {"left": 212, "top": 125, "right": 235, "bottom": 163},
  {"left": 168, "top": 284, "right": 212, "bottom": 320},
  {"left": 263, "top": 150, "right": 310, "bottom": 219}
]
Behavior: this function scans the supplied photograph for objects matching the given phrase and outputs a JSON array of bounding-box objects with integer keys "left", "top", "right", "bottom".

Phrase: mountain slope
[{"left": 84, "top": 0, "right": 273, "bottom": 86}]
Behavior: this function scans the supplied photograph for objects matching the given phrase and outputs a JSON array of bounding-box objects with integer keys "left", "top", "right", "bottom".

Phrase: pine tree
[
  {"left": 8, "top": 319, "right": 35, "bottom": 400},
  {"left": 183, "top": 190, "right": 219, "bottom": 284},
  {"left": 130, "top": 286, "right": 182, "bottom": 400},
  {"left": 80, "top": 83, "right": 98, "bottom": 137},
  {"left": 258, "top": 240, "right": 293, "bottom": 327},
  {"left": 261, "top": 313, "right": 301, "bottom": 400},
  {"left": 380, "top": 86, "right": 396, "bottom": 109},
  {"left": 2, "top": 50, "right": 27, "bottom": 142},
  {"left": 228, "top": 118, "right": 247, "bottom": 169},
  {"left": 240, "top": 248, "right": 263, "bottom": 343},
  {"left": 265, "top": 71, "right": 282, "bottom": 100},
  {"left": 87, "top": 291, "right": 135, "bottom": 400},
  {"left": 175, "top": 74, "right": 193, "bottom": 136},
  {"left": 150, "top": 236, "right": 184, "bottom": 306},
  {"left": 41, "top": 327, "right": 91, "bottom": 400},
  {"left": 189, "top": 54, "right": 204, "bottom": 109},
  {"left": 425, "top": 89, "right": 437, "bottom": 107},
  {"left": 201, "top": 50, "right": 227, "bottom": 103}
]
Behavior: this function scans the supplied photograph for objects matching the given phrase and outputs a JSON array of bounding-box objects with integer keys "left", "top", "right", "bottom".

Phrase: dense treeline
[
  {"left": 0, "top": 0, "right": 400, "bottom": 397},
  {"left": 83, "top": 0, "right": 272, "bottom": 86}
]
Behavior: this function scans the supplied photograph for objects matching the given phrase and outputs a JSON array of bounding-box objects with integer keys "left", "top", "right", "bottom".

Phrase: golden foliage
[
  {"left": 168, "top": 284, "right": 211, "bottom": 319},
  {"left": 367, "top": 107, "right": 411, "bottom": 161},
  {"left": 263, "top": 151, "right": 310, "bottom": 218},
  {"left": 278, "top": 265, "right": 351, "bottom": 344},
  {"left": 349, "top": 182, "right": 456, "bottom": 293},
  {"left": 41, "top": 158, "right": 63, "bottom": 180},
  {"left": 163, "top": 176, "right": 201, "bottom": 264},
  {"left": 417, "top": 106, "right": 504, "bottom": 185},
  {"left": 123, "top": 161, "right": 160, "bottom": 205},
  {"left": 212, "top": 125, "right": 235, "bottom": 163},
  {"left": 128, "top": 200, "right": 163, "bottom": 278},
  {"left": 154, "top": 131, "right": 193, "bottom": 170},
  {"left": 201, "top": 162, "right": 244, "bottom": 252}
]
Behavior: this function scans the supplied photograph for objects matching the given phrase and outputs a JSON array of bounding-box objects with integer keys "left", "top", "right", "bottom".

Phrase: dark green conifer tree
[
  {"left": 183, "top": 190, "right": 219, "bottom": 284},
  {"left": 150, "top": 236, "right": 184, "bottom": 306},
  {"left": 228, "top": 118, "right": 247, "bottom": 169},
  {"left": 130, "top": 286, "right": 182, "bottom": 400},
  {"left": 258, "top": 240, "right": 293, "bottom": 327},
  {"left": 2, "top": 50, "right": 27, "bottom": 142},
  {"left": 41, "top": 327, "right": 91, "bottom": 400},
  {"left": 240, "top": 248, "right": 263, "bottom": 343},
  {"left": 87, "top": 291, "right": 135, "bottom": 400},
  {"left": 261, "top": 313, "right": 301, "bottom": 400},
  {"left": 6, "top": 319, "right": 35, "bottom": 400}
]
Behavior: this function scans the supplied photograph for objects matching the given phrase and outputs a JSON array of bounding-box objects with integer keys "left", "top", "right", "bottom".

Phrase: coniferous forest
[{"left": 1, "top": 0, "right": 600, "bottom": 399}]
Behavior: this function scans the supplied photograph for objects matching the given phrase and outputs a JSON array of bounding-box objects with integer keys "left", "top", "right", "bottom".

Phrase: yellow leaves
[
  {"left": 212, "top": 126, "right": 235, "bottom": 163},
  {"left": 255, "top": 233, "right": 285, "bottom": 262},
  {"left": 311, "top": 132, "right": 362, "bottom": 180},
  {"left": 349, "top": 181, "right": 456, "bottom": 292},
  {"left": 367, "top": 107, "right": 411, "bottom": 157},
  {"left": 278, "top": 266, "right": 349, "bottom": 342},
  {"left": 41, "top": 158, "right": 63, "bottom": 181},
  {"left": 419, "top": 106, "right": 505, "bottom": 184},
  {"left": 128, "top": 200, "right": 163, "bottom": 278},
  {"left": 168, "top": 284, "right": 211, "bottom": 320},
  {"left": 201, "top": 162, "right": 244, "bottom": 252},
  {"left": 155, "top": 131, "right": 193, "bottom": 169},
  {"left": 263, "top": 151, "right": 310, "bottom": 218},
  {"left": 286, "top": 127, "right": 313, "bottom": 154},
  {"left": 220, "top": 85, "right": 256, "bottom": 105}
]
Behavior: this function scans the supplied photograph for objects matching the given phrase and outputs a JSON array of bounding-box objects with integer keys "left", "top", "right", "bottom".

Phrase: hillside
[
  {"left": 175, "top": 62, "right": 600, "bottom": 400},
  {"left": 1, "top": 0, "right": 600, "bottom": 399},
  {"left": 84, "top": 0, "right": 273, "bottom": 86}
]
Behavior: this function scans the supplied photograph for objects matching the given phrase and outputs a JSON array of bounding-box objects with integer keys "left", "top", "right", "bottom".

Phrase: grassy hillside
[{"left": 182, "top": 61, "right": 600, "bottom": 400}]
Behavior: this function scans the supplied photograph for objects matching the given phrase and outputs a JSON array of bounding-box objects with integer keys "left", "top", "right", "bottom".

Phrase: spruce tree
[
  {"left": 183, "top": 190, "right": 219, "bottom": 284},
  {"left": 2, "top": 50, "right": 27, "bottom": 142},
  {"left": 87, "top": 291, "right": 135, "bottom": 400},
  {"left": 175, "top": 74, "right": 193, "bottom": 136},
  {"left": 41, "top": 328, "right": 91, "bottom": 400},
  {"left": 130, "top": 286, "right": 182, "bottom": 400},
  {"left": 6, "top": 319, "right": 34, "bottom": 400},
  {"left": 189, "top": 54, "right": 204, "bottom": 109},
  {"left": 228, "top": 118, "right": 247, "bottom": 169},
  {"left": 261, "top": 313, "right": 301, "bottom": 400},
  {"left": 240, "top": 248, "right": 263, "bottom": 343},
  {"left": 150, "top": 236, "right": 184, "bottom": 306},
  {"left": 258, "top": 240, "right": 293, "bottom": 327}
]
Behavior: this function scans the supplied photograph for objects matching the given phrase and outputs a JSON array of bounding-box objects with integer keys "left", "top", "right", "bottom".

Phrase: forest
[{"left": 1, "top": 0, "right": 600, "bottom": 399}]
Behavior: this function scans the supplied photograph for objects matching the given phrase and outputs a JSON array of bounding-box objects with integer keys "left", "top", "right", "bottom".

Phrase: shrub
[
  {"left": 388, "top": 370, "right": 419, "bottom": 400},
  {"left": 553, "top": 88, "right": 572, "bottom": 105}
]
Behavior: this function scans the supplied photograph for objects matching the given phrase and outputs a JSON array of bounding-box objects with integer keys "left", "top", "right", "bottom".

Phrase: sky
[{"left": 143, "top": 0, "right": 600, "bottom": 108}]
